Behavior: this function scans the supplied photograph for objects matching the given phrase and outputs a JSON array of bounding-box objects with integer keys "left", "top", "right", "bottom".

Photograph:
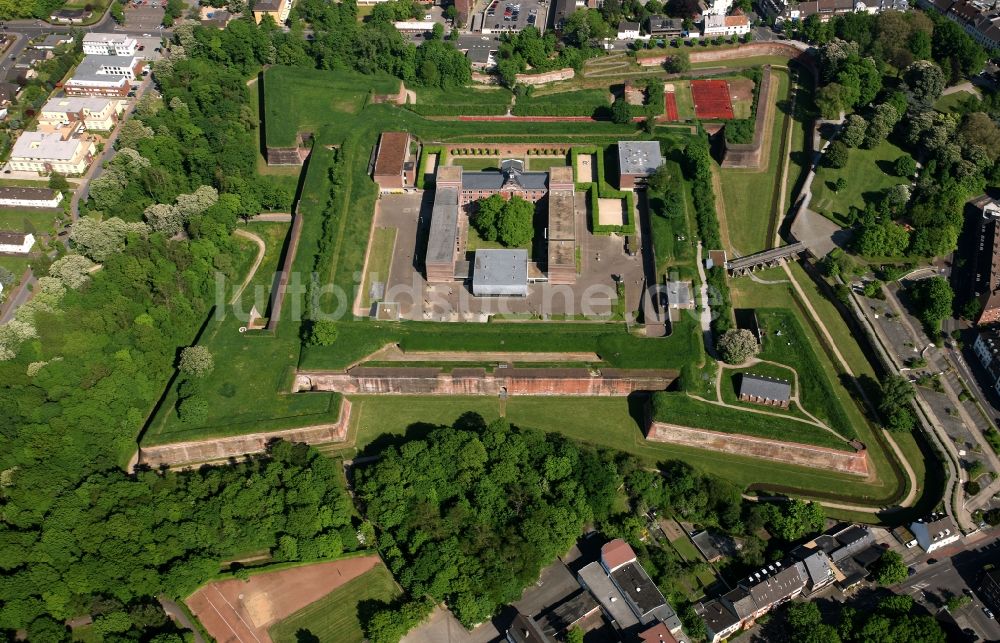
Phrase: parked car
[{"left": 984, "top": 607, "right": 995, "bottom": 619}]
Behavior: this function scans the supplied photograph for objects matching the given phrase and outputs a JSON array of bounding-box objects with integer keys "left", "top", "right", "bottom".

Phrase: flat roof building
[
  {"left": 577, "top": 561, "right": 640, "bottom": 629},
  {"left": 9, "top": 131, "right": 95, "bottom": 175},
  {"left": 472, "top": 249, "right": 528, "bottom": 297},
  {"left": 425, "top": 167, "right": 462, "bottom": 283},
  {"left": 617, "top": 141, "right": 663, "bottom": 189},
  {"left": 40, "top": 96, "right": 124, "bottom": 131},
  {"left": 65, "top": 55, "right": 140, "bottom": 97},
  {"left": 647, "top": 15, "right": 685, "bottom": 37},
  {"left": 0, "top": 232, "right": 35, "bottom": 254},
  {"left": 82, "top": 33, "right": 137, "bottom": 56}
]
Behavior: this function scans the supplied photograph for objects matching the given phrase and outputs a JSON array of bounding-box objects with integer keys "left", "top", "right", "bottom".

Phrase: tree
[
  {"left": 646, "top": 164, "right": 672, "bottom": 194},
  {"left": 497, "top": 196, "right": 534, "bottom": 247},
  {"left": 872, "top": 550, "right": 908, "bottom": 585},
  {"left": 717, "top": 329, "right": 759, "bottom": 364},
  {"left": 178, "top": 346, "right": 214, "bottom": 378},
  {"left": 893, "top": 154, "right": 916, "bottom": 177},
  {"left": 834, "top": 177, "right": 847, "bottom": 192},
  {"left": 307, "top": 320, "right": 338, "bottom": 346},
  {"left": 565, "top": 627, "right": 584, "bottom": 643},
  {"left": 909, "top": 276, "right": 954, "bottom": 332},
  {"left": 48, "top": 172, "right": 70, "bottom": 192},
  {"left": 611, "top": 97, "right": 632, "bottom": 125},
  {"left": 663, "top": 49, "right": 689, "bottom": 73},
  {"left": 117, "top": 119, "right": 155, "bottom": 149},
  {"left": 841, "top": 114, "right": 867, "bottom": 148},
  {"left": 903, "top": 60, "right": 946, "bottom": 105},
  {"left": 472, "top": 194, "right": 505, "bottom": 241},
  {"left": 47, "top": 255, "right": 95, "bottom": 290},
  {"left": 862, "top": 103, "right": 899, "bottom": 149},
  {"left": 764, "top": 499, "right": 824, "bottom": 541},
  {"left": 144, "top": 203, "right": 184, "bottom": 235},
  {"left": 825, "top": 140, "right": 849, "bottom": 168},
  {"left": 958, "top": 112, "right": 1000, "bottom": 163},
  {"left": 879, "top": 375, "right": 915, "bottom": 432}
]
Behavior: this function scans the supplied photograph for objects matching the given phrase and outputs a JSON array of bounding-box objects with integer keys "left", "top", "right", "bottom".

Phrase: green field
[
  {"left": 648, "top": 158, "right": 696, "bottom": 277},
  {"left": 810, "top": 139, "right": 910, "bottom": 226},
  {"left": 718, "top": 68, "right": 791, "bottom": 255},
  {"left": 528, "top": 156, "right": 569, "bottom": 171},
  {"left": 410, "top": 86, "right": 512, "bottom": 115},
  {"left": 0, "top": 208, "right": 62, "bottom": 233},
  {"left": 451, "top": 156, "right": 505, "bottom": 171},
  {"left": 268, "top": 563, "right": 400, "bottom": 643},
  {"left": 361, "top": 226, "right": 396, "bottom": 309},
  {"left": 263, "top": 65, "right": 401, "bottom": 147},
  {"left": 512, "top": 88, "right": 611, "bottom": 116}
]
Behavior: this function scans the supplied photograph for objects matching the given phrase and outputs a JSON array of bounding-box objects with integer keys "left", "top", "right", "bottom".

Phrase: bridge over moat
[{"left": 726, "top": 242, "right": 808, "bottom": 276}]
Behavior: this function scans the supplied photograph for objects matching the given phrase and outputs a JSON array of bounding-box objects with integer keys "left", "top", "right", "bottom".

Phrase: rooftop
[
  {"left": 601, "top": 538, "right": 636, "bottom": 572},
  {"left": 71, "top": 55, "right": 137, "bottom": 83},
  {"left": 461, "top": 160, "right": 548, "bottom": 191},
  {"left": 744, "top": 562, "right": 807, "bottom": 609},
  {"left": 0, "top": 231, "right": 29, "bottom": 245},
  {"left": 11, "top": 132, "right": 86, "bottom": 161},
  {"left": 506, "top": 612, "right": 551, "bottom": 643},
  {"left": 610, "top": 561, "right": 667, "bottom": 616},
  {"left": 42, "top": 96, "right": 117, "bottom": 113},
  {"left": 738, "top": 373, "right": 791, "bottom": 402},
  {"left": 648, "top": 15, "right": 685, "bottom": 30},
  {"left": 373, "top": 132, "right": 409, "bottom": 179},
  {"left": 619, "top": 20, "right": 641, "bottom": 29},
  {"left": 254, "top": 0, "right": 284, "bottom": 11},
  {"left": 638, "top": 621, "right": 678, "bottom": 643},
  {"left": 83, "top": 33, "right": 135, "bottom": 44},
  {"left": 547, "top": 189, "right": 575, "bottom": 241},
  {"left": 578, "top": 561, "right": 640, "bottom": 629},
  {"left": 697, "top": 599, "right": 740, "bottom": 633},
  {"left": 536, "top": 590, "right": 600, "bottom": 639},
  {"left": 618, "top": 141, "right": 663, "bottom": 177},
  {"left": 426, "top": 186, "right": 459, "bottom": 266},
  {"left": 472, "top": 249, "right": 528, "bottom": 292},
  {"left": 0, "top": 186, "right": 58, "bottom": 200}
]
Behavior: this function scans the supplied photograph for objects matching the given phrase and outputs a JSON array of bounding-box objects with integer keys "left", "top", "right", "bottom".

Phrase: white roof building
[
  {"left": 910, "top": 515, "right": 961, "bottom": 553},
  {"left": 82, "top": 33, "right": 138, "bottom": 56},
  {"left": 9, "top": 132, "right": 95, "bottom": 175}
]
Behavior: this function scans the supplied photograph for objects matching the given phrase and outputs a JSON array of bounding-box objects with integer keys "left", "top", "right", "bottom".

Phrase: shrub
[
  {"left": 178, "top": 346, "right": 214, "bottom": 378},
  {"left": 717, "top": 329, "right": 759, "bottom": 364}
]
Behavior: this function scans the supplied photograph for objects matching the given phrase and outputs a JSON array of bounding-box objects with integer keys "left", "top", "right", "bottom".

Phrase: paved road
[
  {"left": 158, "top": 597, "right": 205, "bottom": 643},
  {"left": 0, "top": 32, "right": 30, "bottom": 80},
  {"left": 897, "top": 531, "right": 1000, "bottom": 641},
  {"left": 0, "top": 268, "right": 34, "bottom": 323}
]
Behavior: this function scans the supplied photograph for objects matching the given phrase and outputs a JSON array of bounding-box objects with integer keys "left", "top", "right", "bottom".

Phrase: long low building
[
  {"left": 0, "top": 186, "right": 63, "bottom": 208},
  {"left": 9, "top": 131, "right": 95, "bottom": 175},
  {"left": 0, "top": 232, "right": 36, "bottom": 254}
]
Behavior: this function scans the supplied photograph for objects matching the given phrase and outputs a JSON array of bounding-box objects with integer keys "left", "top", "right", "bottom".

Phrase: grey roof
[
  {"left": 0, "top": 82, "right": 18, "bottom": 102},
  {"left": 37, "top": 34, "right": 73, "bottom": 49},
  {"left": 619, "top": 20, "right": 641, "bottom": 30},
  {"left": 648, "top": 15, "right": 685, "bottom": 32},
  {"left": 0, "top": 231, "right": 29, "bottom": 245},
  {"left": 254, "top": 0, "right": 284, "bottom": 10},
  {"left": 71, "top": 55, "right": 136, "bottom": 82},
  {"left": 611, "top": 561, "right": 668, "bottom": 620},
  {"left": 0, "top": 186, "right": 58, "bottom": 200},
  {"left": 11, "top": 131, "right": 86, "bottom": 161},
  {"left": 426, "top": 186, "right": 459, "bottom": 266},
  {"left": 692, "top": 530, "right": 722, "bottom": 560},
  {"left": 579, "top": 561, "right": 640, "bottom": 628},
  {"left": 743, "top": 563, "right": 807, "bottom": 611},
  {"left": 738, "top": 373, "right": 791, "bottom": 403},
  {"left": 697, "top": 600, "right": 740, "bottom": 636},
  {"left": 618, "top": 141, "right": 663, "bottom": 176},
  {"left": 465, "top": 45, "right": 495, "bottom": 64},
  {"left": 461, "top": 162, "right": 548, "bottom": 191},
  {"left": 536, "top": 590, "right": 600, "bottom": 638},
  {"left": 723, "top": 587, "right": 756, "bottom": 620},
  {"left": 666, "top": 280, "right": 693, "bottom": 306},
  {"left": 801, "top": 550, "right": 834, "bottom": 589},
  {"left": 472, "top": 249, "right": 528, "bottom": 295},
  {"left": 506, "top": 612, "right": 551, "bottom": 643}
]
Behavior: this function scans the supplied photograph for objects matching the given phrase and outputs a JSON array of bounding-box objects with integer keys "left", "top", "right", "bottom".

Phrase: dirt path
[
  {"left": 358, "top": 344, "right": 603, "bottom": 364},
  {"left": 230, "top": 229, "right": 266, "bottom": 306}
]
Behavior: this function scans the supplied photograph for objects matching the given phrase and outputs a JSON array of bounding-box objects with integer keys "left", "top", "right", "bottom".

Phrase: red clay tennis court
[
  {"left": 691, "top": 79, "right": 734, "bottom": 120},
  {"left": 664, "top": 91, "right": 679, "bottom": 121}
]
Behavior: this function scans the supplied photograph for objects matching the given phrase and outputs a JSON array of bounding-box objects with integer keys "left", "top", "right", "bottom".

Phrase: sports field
[
  {"left": 268, "top": 562, "right": 400, "bottom": 643},
  {"left": 691, "top": 79, "right": 734, "bottom": 120}
]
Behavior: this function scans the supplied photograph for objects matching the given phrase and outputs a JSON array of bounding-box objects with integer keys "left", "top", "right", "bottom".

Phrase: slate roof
[
  {"left": 611, "top": 561, "right": 667, "bottom": 617},
  {"left": 461, "top": 160, "right": 548, "bottom": 191},
  {"left": 744, "top": 562, "right": 807, "bottom": 610},
  {"left": 648, "top": 15, "right": 685, "bottom": 32},
  {"left": 0, "top": 231, "right": 29, "bottom": 245},
  {"left": 698, "top": 599, "right": 740, "bottom": 633},
  {"left": 579, "top": 561, "right": 640, "bottom": 628},
  {"left": 0, "top": 186, "right": 58, "bottom": 201},
  {"left": 738, "top": 373, "right": 791, "bottom": 403},
  {"left": 723, "top": 587, "right": 756, "bottom": 620}
]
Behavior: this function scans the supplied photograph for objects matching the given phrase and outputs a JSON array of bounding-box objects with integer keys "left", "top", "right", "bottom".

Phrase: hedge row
[
  {"left": 406, "top": 103, "right": 509, "bottom": 116},
  {"left": 511, "top": 103, "right": 606, "bottom": 117},
  {"left": 415, "top": 145, "right": 447, "bottom": 190},
  {"left": 683, "top": 135, "right": 732, "bottom": 334}
]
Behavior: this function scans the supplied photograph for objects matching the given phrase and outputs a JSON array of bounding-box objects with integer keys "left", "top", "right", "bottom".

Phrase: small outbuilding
[
  {"left": 617, "top": 140, "right": 663, "bottom": 189},
  {"left": 737, "top": 373, "right": 791, "bottom": 408},
  {"left": 472, "top": 249, "right": 528, "bottom": 297},
  {"left": 372, "top": 131, "right": 412, "bottom": 192}
]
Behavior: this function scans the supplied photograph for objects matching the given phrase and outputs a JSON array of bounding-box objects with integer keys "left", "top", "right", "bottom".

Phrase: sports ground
[{"left": 690, "top": 79, "right": 735, "bottom": 120}]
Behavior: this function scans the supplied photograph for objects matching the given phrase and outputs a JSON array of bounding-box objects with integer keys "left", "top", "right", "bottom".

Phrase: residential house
[
  {"left": 64, "top": 55, "right": 141, "bottom": 97},
  {"left": 372, "top": 131, "right": 413, "bottom": 192},
  {"left": 910, "top": 515, "right": 961, "bottom": 553},
  {"left": 699, "top": 562, "right": 808, "bottom": 641},
  {"left": 39, "top": 96, "right": 125, "bottom": 131},
  {"left": 798, "top": 550, "right": 836, "bottom": 596},
  {"left": 974, "top": 197, "right": 1000, "bottom": 325},
  {"left": 578, "top": 561, "right": 641, "bottom": 629},
  {"left": 701, "top": 12, "right": 750, "bottom": 36},
  {"left": 691, "top": 530, "right": 724, "bottom": 563},
  {"left": 759, "top": 0, "right": 863, "bottom": 22},
  {"left": 647, "top": 15, "right": 685, "bottom": 38},
  {"left": 14, "top": 50, "right": 52, "bottom": 70},
  {"left": 253, "top": 0, "right": 293, "bottom": 24},
  {"left": 82, "top": 33, "right": 138, "bottom": 56},
  {"left": 8, "top": 131, "right": 95, "bottom": 175},
  {"left": 0, "top": 186, "right": 63, "bottom": 209},
  {"left": 700, "top": 0, "right": 733, "bottom": 14},
  {"left": 744, "top": 562, "right": 808, "bottom": 615},
  {"left": 697, "top": 599, "right": 741, "bottom": 643},
  {"left": 638, "top": 622, "right": 680, "bottom": 643},
  {"left": 35, "top": 34, "right": 74, "bottom": 50},
  {"left": 49, "top": 8, "right": 92, "bottom": 23},
  {"left": 618, "top": 140, "right": 663, "bottom": 189},
  {"left": 599, "top": 539, "right": 684, "bottom": 631},
  {"left": 0, "top": 232, "right": 35, "bottom": 254},
  {"left": 737, "top": 374, "right": 791, "bottom": 408},
  {"left": 465, "top": 45, "right": 497, "bottom": 70},
  {"left": 618, "top": 20, "right": 642, "bottom": 39}
]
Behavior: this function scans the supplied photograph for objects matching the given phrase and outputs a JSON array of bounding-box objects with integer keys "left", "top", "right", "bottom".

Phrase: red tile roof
[
  {"left": 639, "top": 622, "right": 679, "bottom": 643},
  {"left": 601, "top": 538, "right": 637, "bottom": 571}
]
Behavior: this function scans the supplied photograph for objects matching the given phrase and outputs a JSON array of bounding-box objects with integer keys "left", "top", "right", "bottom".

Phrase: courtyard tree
[
  {"left": 871, "top": 550, "right": 908, "bottom": 586},
  {"left": 497, "top": 195, "right": 534, "bottom": 247},
  {"left": 472, "top": 194, "right": 505, "bottom": 241},
  {"left": 717, "top": 328, "right": 759, "bottom": 364},
  {"left": 178, "top": 346, "right": 214, "bottom": 378}
]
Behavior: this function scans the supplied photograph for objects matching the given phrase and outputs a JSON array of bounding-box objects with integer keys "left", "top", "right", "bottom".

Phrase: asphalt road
[
  {"left": 900, "top": 532, "right": 1000, "bottom": 642},
  {"left": 0, "top": 32, "right": 29, "bottom": 80}
]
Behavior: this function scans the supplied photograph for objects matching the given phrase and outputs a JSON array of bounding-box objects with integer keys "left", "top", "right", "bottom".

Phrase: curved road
[{"left": 229, "top": 228, "right": 266, "bottom": 305}]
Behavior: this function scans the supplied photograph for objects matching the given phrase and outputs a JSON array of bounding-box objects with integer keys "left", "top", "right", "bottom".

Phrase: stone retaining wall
[
  {"left": 646, "top": 418, "right": 870, "bottom": 476},
  {"left": 516, "top": 68, "right": 574, "bottom": 86},
  {"left": 297, "top": 367, "right": 676, "bottom": 396},
  {"left": 138, "top": 400, "right": 352, "bottom": 468}
]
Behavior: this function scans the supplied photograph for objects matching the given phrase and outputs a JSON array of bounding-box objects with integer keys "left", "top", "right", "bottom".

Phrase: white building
[
  {"left": 700, "top": 0, "right": 734, "bottom": 15},
  {"left": 702, "top": 13, "right": 751, "bottom": 36},
  {"left": 64, "top": 55, "right": 140, "bottom": 97},
  {"left": 617, "top": 20, "right": 641, "bottom": 39},
  {"left": 910, "top": 515, "right": 961, "bottom": 553},
  {"left": 9, "top": 131, "right": 96, "bottom": 175},
  {"left": 0, "top": 186, "right": 63, "bottom": 208},
  {"left": 82, "top": 33, "right": 138, "bottom": 56},
  {"left": 0, "top": 232, "right": 36, "bottom": 254},
  {"left": 39, "top": 96, "right": 125, "bottom": 131}
]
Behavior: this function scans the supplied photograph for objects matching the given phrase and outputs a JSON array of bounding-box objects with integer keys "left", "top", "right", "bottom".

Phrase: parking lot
[
  {"left": 479, "top": 0, "right": 549, "bottom": 34},
  {"left": 118, "top": 1, "right": 167, "bottom": 34}
]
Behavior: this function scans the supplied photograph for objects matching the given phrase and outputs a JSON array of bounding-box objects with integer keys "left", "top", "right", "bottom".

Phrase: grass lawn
[
  {"left": 0, "top": 255, "right": 32, "bottom": 288},
  {"left": 648, "top": 158, "right": 696, "bottom": 276},
  {"left": 331, "top": 395, "right": 903, "bottom": 506},
  {"left": 411, "top": 86, "right": 512, "bottom": 116},
  {"left": 718, "top": 69, "right": 790, "bottom": 255},
  {"left": 268, "top": 563, "right": 400, "bottom": 643},
  {"left": 651, "top": 391, "right": 850, "bottom": 450},
  {"left": 933, "top": 90, "right": 977, "bottom": 114},
  {"left": 361, "top": 226, "right": 397, "bottom": 309},
  {"left": 452, "top": 156, "right": 505, "bottom": 171},
  {"left": 0, "top": 208, "right": 63, "bottom": 233},
  {"left": 528, "top": 156, "right": 569, "bottom": 171},
  {"left": 669, "top": 533, "right": 703, "bottom": 562},
  {"left": 810, "top": 139, "right": 909, "bottom": 226},
  {"left": 719, "top": 362, "right": 813, "bottom": 421},
  {"left": 263, "top": 66, "right": 401, "bottom": 147},
  {"left": 666, "top": 80, "right": 695, "bottom": 121},
  {"left": 512, "top": 88, "right": 610, "bottom": 116}
]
